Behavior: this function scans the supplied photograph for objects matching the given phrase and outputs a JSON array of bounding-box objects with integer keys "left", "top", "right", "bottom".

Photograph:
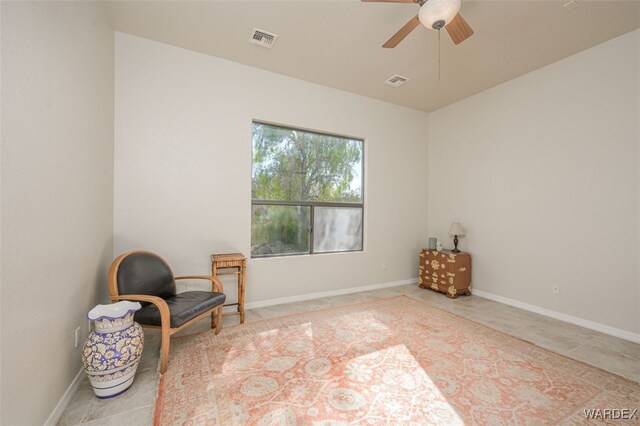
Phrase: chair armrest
[
  {"left": 175, "top": 275, "right": 224, "bottom": 293},
  {"left": 111, "top": 294, "right": 171, "bottom": 327}
]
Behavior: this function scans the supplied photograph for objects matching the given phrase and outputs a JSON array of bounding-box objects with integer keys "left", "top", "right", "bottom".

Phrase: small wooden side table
[{"left": 211, "top": 253, "right": 247, "bottom": 323}]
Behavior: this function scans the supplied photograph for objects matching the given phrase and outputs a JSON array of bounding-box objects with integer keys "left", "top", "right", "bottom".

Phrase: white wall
[
  {"left": 1, "top": 2, "right": 114, "bottom": 424},
  {"left": 428, "top": 30, "right": 639, "bottom": 335},
  {"left": 114, "top": 33, "right": 428, "bottom": 303}
]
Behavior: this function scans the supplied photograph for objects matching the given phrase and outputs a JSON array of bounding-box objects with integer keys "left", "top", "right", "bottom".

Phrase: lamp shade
[
  {"left": 449, "top": 222, "right": 466, "bottom": 236},
  {"left": 418, "top": 0, "right": 461, "bottom": 30}
]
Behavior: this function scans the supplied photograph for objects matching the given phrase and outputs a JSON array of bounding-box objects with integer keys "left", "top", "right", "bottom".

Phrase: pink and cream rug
[{"left": 154, "top": 296, "right": 639, "bottom": 425}]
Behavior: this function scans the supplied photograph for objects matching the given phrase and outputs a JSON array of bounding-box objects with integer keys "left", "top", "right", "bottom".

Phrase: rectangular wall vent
[
  {"left": 384, "top": 75, "right": 410, "bottom": 87},
  {"left": 249, "top": 28, "right": 278, "bottom": 49}
]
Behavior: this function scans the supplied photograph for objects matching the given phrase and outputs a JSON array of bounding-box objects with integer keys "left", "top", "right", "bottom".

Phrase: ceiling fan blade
[
  {"left": 445, "top": 13, "right": 474, "bottom": 45},
  {"left": 361, "top": 0, "right": 416, "bottom": 3},
  {"left": 383, "top": 16, "right": 420, "bottom": 48}
]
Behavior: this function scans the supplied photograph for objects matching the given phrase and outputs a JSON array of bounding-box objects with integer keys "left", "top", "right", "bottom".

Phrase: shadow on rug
[{"left": 154, "top": 296, "right": 639, "bottom": 425}]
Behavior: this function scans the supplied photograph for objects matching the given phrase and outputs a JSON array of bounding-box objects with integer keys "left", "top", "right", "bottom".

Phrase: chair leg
[
  {"left": 160, "top": 324, "right": 170, "bottom": 374},
  {"left": 211, "top": 309, "right": 216, "bottom": 329},
  {"left": 215, "top": 305, "right": 223, "bottom": 335}
]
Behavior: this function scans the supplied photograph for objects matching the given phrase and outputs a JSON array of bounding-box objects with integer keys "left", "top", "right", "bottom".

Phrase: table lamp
[{"left": 449, "top": 222, "right": 466, "bottom": 253}]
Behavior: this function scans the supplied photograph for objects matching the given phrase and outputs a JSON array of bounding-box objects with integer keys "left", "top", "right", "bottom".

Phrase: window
[{"left": 251, "top": 121, "right": 364, "bottom": 257}]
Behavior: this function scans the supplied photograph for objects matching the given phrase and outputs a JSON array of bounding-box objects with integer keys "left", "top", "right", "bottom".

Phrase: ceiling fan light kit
[
  {"left": 418, "top": 0, "right": 461, "bottom": 30},
  {"left": 363, "top": 0, "right": 473, "bottom": 48}
]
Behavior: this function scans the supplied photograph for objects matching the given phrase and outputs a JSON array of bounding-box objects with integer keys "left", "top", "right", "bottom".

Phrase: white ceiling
[{"left": 106, "top": 0, "right": 640, "bottom": 112}]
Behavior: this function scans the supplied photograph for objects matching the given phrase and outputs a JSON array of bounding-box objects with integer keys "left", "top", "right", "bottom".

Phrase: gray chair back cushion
[{"left": 117, "top": 252, "right": 176, "bottom": 299}]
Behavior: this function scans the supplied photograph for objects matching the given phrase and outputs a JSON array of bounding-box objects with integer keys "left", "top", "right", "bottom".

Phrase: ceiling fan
[{"left": 363, "top": 0, "right": 474, "bottom": 48}]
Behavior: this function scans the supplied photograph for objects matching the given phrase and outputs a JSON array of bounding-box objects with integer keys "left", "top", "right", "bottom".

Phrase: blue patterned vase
[{"left": 82, "top": 301, "right": 144, "bottom": 398}]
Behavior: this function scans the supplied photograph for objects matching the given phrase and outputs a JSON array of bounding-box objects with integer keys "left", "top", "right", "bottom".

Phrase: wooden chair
[{"left": 109, "top": 250, "right": 225, "bottom": 374}]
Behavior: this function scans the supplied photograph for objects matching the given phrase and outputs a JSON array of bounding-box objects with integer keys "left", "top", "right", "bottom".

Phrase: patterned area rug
[{"left": 154, "top": 296, "right": 639, "bottom": 425}]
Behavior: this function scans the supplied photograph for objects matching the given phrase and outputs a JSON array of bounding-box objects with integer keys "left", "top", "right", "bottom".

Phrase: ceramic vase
[{"left": 82, "top": 301, "right": 144, "bottom": 398}]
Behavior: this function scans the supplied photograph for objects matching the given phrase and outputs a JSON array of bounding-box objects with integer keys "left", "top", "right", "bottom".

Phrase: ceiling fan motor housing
[
  {"left": 418, "top": 0, "right": 461, "bottom": 30},
  {"left": 372, "top": 0, "right": 474, "bottom": 48}
]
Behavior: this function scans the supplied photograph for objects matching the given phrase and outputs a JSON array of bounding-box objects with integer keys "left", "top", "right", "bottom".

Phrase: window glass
[
  {"left": 251, "top": 205, "right": 310, "bottom": 257},
  {"left": 313, "top": 207, "right": 363, "bottom": 253},
  {"left": 252, "top": 123, "right": 363, "bottom": 203}
]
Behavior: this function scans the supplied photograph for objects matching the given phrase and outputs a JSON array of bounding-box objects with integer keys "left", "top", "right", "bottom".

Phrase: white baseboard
[
  {"left": 45, "top": 368, "right": 85, "bottom": 426},
  {"left": 245, "top": 278, "right": 417, "bottom": 310},
  {"left": 473, "top": 289, "right": 640, "bottom": 344}
]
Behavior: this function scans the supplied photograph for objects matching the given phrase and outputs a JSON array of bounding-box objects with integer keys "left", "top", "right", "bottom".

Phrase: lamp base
[{"left": 452, "top": 234, "right": 460, "bottom": 253}]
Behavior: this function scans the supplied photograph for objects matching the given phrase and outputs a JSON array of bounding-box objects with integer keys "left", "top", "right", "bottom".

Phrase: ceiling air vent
[
  {"left": 249, "top": 28, "right": 278, "bottom": 49},
  {"left": 384, "top": 75, "right": 410, "bottom": 87}
]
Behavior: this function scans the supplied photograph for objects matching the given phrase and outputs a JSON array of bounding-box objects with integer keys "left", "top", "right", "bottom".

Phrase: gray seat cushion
[{"left": 134, "top": 291, "right": 226, "bottom": 328}]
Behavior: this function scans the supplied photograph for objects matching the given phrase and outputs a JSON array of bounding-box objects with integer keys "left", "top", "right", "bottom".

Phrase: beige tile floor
[{"left": 58, "top": 284, "right": 640, "bottom": 425}]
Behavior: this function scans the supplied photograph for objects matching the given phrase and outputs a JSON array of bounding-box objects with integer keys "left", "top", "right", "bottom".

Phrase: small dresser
[{"left": 418, "top": 249, "right": 472, "bottom": 298}]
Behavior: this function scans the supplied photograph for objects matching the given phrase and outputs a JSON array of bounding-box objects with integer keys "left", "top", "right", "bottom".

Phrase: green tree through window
[{"left": 251, "top": 122, "right": 364, "bottom": 257}]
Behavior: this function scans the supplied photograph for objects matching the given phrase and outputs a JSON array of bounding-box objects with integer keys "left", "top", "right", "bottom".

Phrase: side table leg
[{"left": 239, "top": 264, "right": 246, "bottom": 323}]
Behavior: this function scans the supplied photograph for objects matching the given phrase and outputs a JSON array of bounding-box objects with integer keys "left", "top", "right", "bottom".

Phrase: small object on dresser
[
  {"left": 428, "top": 237, "right": 437, "bottom": 250},
  {"left": 449, "top": 222, "right": 466, "bottom": 253},
  {"left": 418, "top": 249, "right": 471, "bottom": 298},
  {"left": 436, "top": 241, "right": 443, "bottom": 251}
]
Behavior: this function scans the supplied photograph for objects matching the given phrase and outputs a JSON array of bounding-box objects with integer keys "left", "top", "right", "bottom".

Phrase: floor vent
[
  {"left": 249, "top": 28, "right": 278, "bottom": 49},
  {"left": 384, "top": 75, "right": 410, "bottom": 87}
]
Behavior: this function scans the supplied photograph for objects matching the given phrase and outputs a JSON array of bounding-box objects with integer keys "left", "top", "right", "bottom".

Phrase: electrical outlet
[
  {"left": 552, "top": 285, "right": 560, "bottom": 295},
  {"left": 75, "top": 327, "right": 81, "bottom": 348}
]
